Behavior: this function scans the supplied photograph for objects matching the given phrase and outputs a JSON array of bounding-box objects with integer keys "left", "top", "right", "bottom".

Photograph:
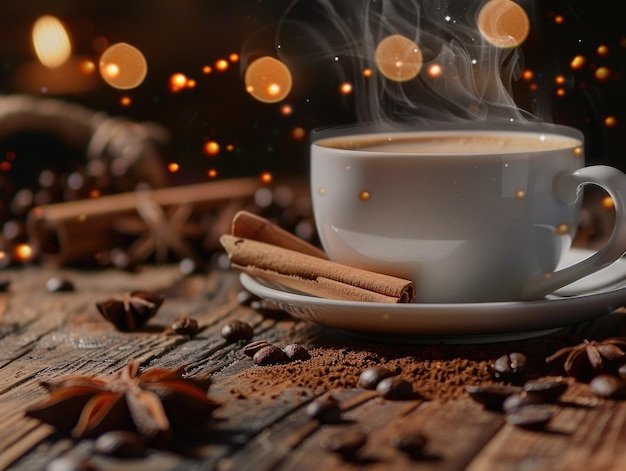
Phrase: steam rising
[{"left": 276, "top": 0, "right": 535, "bottom": 127}]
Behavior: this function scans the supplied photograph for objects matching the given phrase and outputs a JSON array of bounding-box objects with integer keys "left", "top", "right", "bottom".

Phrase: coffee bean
[
  {"left": 466, "top": 385, "right": 523, "bottom": 411},
  {"left": 357, "top": 366, "right": 395, "bottom": 390},
  {"left": 618, "top": 363, "right": 626, "bottom": 381},
  {"left": 590, "top": 375, "right": 626, "bottom": 399},
  {"left": 306, "top": 395, "right": 342, "bottom": 423},
  {"left": 253, "top": 345, "right": 287, "bottom": 365},
  {"left": 242, "top": 340, "right": 271, "bottom": 357},
  {"left": 323, "top": 427, "right": 367, "bottom": 458},
  {"left": 502, "top": 392, "right": 544, "bottom": 413},
  {"left": 46, "top": 277, "right": 75, "bottom": 292},
  {"left": 220, "top": 320, "right": 254, "bottom": 341},
  {"left": 492, "top": 352, "right": 528, "bottom": 383},
  {"left": 376, "top": 376, "right": 413, "bottom": 400},
  {"left": 170, "top": 317, "right": 199, "bottom": 336},
  {"left": 523, "top": 379, "right": 568, "bottom": 403},
  {"left": 283, "top": 343, "right": 311, "bottom": 361},
  {"left": 93, "top": 430, "right": 146, "bottom": 457},
  {"left": 390, "top": 430, "right": 428, "bottom": 457},
  {"left": 505, "top": 404, "right": 553, "bottom": 430}
]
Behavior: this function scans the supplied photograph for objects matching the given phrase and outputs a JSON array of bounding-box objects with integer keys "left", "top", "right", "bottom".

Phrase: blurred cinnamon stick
[
  {"left": 220, "top": 233, "right": 415, "bottom": 304},
  {"left": 27, "top": 178, "right": 260, "bottom": 265}
]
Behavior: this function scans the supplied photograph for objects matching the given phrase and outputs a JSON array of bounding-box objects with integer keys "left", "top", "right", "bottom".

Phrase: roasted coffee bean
[
  {"left": 170, "top": 317, "right": 199, "bottom": 336},
  {"left": 93, "top": 430, "right": 146, "bottom": 458},
  {"left": 46, "top": 277, "right": 75, "bottom": 292},
  {"left": 523, "top": 379, "right": 568, "bottom": 403},
  {"left": 505, "top": 404, "right": 553, "bottom": 430},
  {"left": 590, "top": 375, "right": 626, "bottom": 399},
  {"left": 502, "top": 392, "right": 544, "bottom": 413},
  {"left": 220, "top": 320, "right": 254, "bottom": 341},
  {"left": 253, "top": 345, "right": 287, "bottom": 365},
  {"left": 283, "top": 343, "right": 311, "bottom": 361},
  {"left": 618, "top": 363, "right": 626, "bottom": 381},
  {"left": 376, "top": 376, "right": 413, "bottom": 400},
  {"left": 357, "top": 366, "right": 395, "bottom": 390},
  {"left": 390, "top": 430, "right": 428, "bottom": 457},
  {"left": 492, "top": 352, "right": 528, "bottom": 383},
  {"left": 306, "top": 395, "right": 342, "bottom": 423},
  {"left": 466, "top": 385, "right": 523, "bottom": 411},
  {"left": 322, "top": 427, "right": 367, "bottom": 458},
  {"left": 242, "top": 340, "right": 272, "bottom": 357}
]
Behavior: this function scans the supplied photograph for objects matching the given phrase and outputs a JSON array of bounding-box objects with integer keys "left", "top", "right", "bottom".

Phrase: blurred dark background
[{"left": 0, "top": 0, "right": 624, "bottom": 186}]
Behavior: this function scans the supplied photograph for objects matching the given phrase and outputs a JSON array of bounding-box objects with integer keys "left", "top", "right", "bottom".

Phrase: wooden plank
[{"left": 465, "top": 383, "right": 626, "bottom": 470}]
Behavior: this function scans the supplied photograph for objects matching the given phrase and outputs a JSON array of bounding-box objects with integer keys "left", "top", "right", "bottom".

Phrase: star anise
[
  {"left": 546, "top": 338, "right": 626, "bottom": 381},
  {"left": 96, "top": 291, "right": 164, "bottom": 331},
  {"left": 115, "top": 193, "right": 203, "bottom": 265},
  {"left": 25, "top": 361, "right": 219, "bottom": 442}
]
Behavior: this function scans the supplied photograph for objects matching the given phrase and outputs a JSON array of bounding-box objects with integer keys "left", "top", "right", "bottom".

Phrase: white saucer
[{"left": 239, "top": 249, "right": 626, "bottom": 344}]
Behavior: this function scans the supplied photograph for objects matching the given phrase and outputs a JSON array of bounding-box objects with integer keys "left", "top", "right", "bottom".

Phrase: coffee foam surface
[{"left": 316, "top": 131, "right": 581, "bottom": 155}]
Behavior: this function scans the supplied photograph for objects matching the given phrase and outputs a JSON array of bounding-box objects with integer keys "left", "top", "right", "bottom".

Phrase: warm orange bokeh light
[
  {"left": 259, "top": 172, "right": 273, "bottom": 184},
  {"left": 604, "top": 116, "right": 617, "bottom": 127},
  {"left": 554, "top": 15, "right": 565, "bottom": 24},
  {"left": 375, "top": 34, "right": 423, "bottom": 81},
  {"left": 291, "top": 127, "right": 306, "bottom": 140},
  {"left": 595, "top": 67, "right": 611, "bottom": 81},
  {"left": 229, "top": 53, "right": 240, "bottom": 63},
  {"left": 99, "top": 42, "right": 148, "bottom": 89},
  {"left": 570, "top": 55, "right": 585, "bottom": 70},
  {"left": 602, "top": 196, "right": 615, "bottom": 209},
  {"left": 14, "top": 244, "right": 33, "bottom": 262},
  {"left": 245, "top": 56, "right": 292, "bottom": 103},
  {"left": 362, "top": 68, "right": 373, "bottom": 78},
  {"left": 32, "top": 15, "right": 72, "bottom": 68},
  {"left": 207, "top": 169, "right": 218, "bottom": 178},
  {"left": 204, "top": 141, "right": 220, "bottom": 156},
  {"left": 168, "top": 162, "right": 180, "bottom": 173},
  {"left": 427, "top": 64, "right": 443, "bottom": 78},
  {"left": 202, "top": 65, "right": 212, "bottom": 74},
  {"left": 215, "top": 59, "right": 229, "bottom": 72},
  {"left": 79, "top": 60, "right": 96, "bottom": 75},
  {"left": 170, "top": 73, "right": 188, "bottom": 92},
  {"left": 477, "top": 0, "right": 530, "bottom": 48},
  {"left": 120, "top": 96, "right": 132, "bottom": 106},
  {"left": 340, "top": 82, "right": 353, "bottom": 94}
]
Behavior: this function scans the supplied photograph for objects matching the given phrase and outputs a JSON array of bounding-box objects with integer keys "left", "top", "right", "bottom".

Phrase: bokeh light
[
  {"left": 32, "top": 15, "right": 72, "bottom": 68},
  {"left": 202, "top": 65, "right": 212, "bottom": 74},
  {"left": 245, "top": 56, "right": 293, "bottom": 103},
  {"left": 169, "top": 73, "right": 188, "bottom": 92},
  {"left": 259, "top": 171, "right": 273, "bottom": 184},
  {"left": 215, "top": 59, "right": 229, "bottom": 71},
  {"left": 168, "top": 162, "right": 180, "bottom": 173},
  {"left": 99, "top": 42, "right": 148, "bottom": 90},
  {"left": 594, "top": 66, "right": 611, "bottom": 81},
  {"left": 120, "top": 96, "right": 132, "bottom": 107},
  {"left": 597, "top": 45, "right": 609, "bottom": 56},
  {"left": 207, "top": 169, "right": 218, "bottom": 178},
  {"left": 229, "top": 53, "right": 240, "bottom": 63},
  {"left": 14, "top": 243, "right": 33, "bottom": 262},
  {"left": 374, "top": 34, "right": 423, "bottom": 82},
  {"left": 79, "top": 60, "right": 96, "bottom": 75},
  {"left": 521, "top": 69, "right": 534, "bottom": 81},
  {"left": 602, "top": 196, "right": 615, "bottom": 209},
  {"left": 204, "top": 141, "right": 220, "bottom": 156},
  {"left": 427, "top": 64, "right": 443, "bottom": 78},
  {"left": 362, "top": 68, "right": 373, "bottom": 78},
  {"left": 477, "top": 0, "right": 530, "bottom": 48},
  {"left": 604, "top": 116, "right": 617, "bottom": 127},
  {"left": 281, "top": 104, "right": 293, "bottom": 116},
  {"left": 340, "top": 82, "right": 353, "bottom": 94},
  {"left": 570, "top": 55, "right": 585, "bottom": 70},
  {"left": 291, "top": 126, "right": 306, "bottom": 140}
]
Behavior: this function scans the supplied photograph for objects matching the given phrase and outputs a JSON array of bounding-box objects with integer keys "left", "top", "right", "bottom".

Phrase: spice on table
[
  {"left": 25, "top": 360, "right": 219, "bottom": 442},
  {"left": 167, "top": 317, "right": 199, "bottom": 336},
  {"left": 283, "top": 343, "right": 311, "bottom": 361},
  {"left": 220, "top": 320, "right": 254, "bottom": 342},
  {"left": 492, "top": 352, "right": 528, "bottom": 384},
  {"left": 357, "top": 366, "right": 395, "bottom": 390},
  {"left": 546, "top": 338, "right": 626, "bottom": 381},
  {"left": 242, "top": 340, "right": 272, "bottom": 357},
  {"left": 253, "top": 345, "right": 287, "bottom": 366},
  {"left": 96, "top": 291, "right": 164, "bottom": 331}
]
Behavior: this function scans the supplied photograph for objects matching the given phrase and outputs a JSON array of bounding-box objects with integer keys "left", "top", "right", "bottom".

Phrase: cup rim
[{"left": 310, "top": 122, "right": 584, "bottom": 156}]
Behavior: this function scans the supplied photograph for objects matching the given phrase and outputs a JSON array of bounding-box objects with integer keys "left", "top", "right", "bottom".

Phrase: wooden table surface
[{"left": 1, "top": 259, "right": 626, "bottom": 470}]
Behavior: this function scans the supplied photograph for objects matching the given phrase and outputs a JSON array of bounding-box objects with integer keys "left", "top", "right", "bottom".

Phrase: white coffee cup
[{"left": 310, "top": 123, "right": 626, "bottom": 303}]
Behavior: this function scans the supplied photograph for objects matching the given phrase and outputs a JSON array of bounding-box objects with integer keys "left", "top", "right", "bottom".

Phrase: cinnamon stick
[
  {"left": 220, "top": 234, "right": 415, "bottom": 303},
  {"left": 27, "top": 178, "right": 260, "bottom": 265},
  {"left": 232, "top": 211, "right": 328, "bottom": 259}
]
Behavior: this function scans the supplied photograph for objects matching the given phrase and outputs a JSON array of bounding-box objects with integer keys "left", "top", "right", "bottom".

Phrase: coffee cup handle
[{"left": 522, "top": 165, "right": 626, "bottom": 300}]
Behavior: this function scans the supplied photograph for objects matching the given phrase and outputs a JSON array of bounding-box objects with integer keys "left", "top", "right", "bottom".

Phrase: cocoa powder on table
[{"left": 235, "top": 329, "right": 583, "bottom": 402}]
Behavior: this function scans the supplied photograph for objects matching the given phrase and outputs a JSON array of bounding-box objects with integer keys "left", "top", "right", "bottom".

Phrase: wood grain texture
[{"left": 1, "top": 265, "right": 626, "bottom": 470}]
